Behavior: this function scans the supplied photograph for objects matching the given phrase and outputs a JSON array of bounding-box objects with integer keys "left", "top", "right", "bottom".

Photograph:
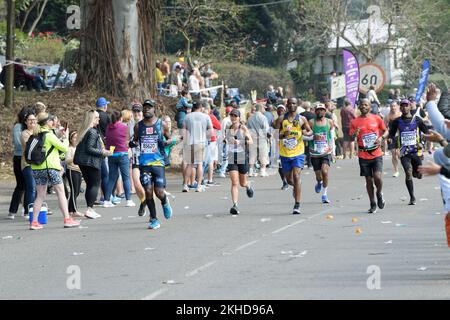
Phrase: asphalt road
[{"left": 0, "top": 153, "right": 449, "bottom": 300}]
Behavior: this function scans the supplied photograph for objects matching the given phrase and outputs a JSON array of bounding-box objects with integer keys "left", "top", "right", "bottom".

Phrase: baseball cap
[
  {"left": 230, "top": 109, "right": 240, "bottom": 117},
  {"left": 386, "top": 99, "right": 393, "bottom": 104},
  {"left": 96, "top": 97, "right": 110, "bottom": 108},
  {"left": 143, "top": 99, "right": 156, "bottom": 107},
  {"left": 408, "top": 94, "right": 415, "bottom": 101},
  {"left": 132, "top": 103, "right": 143, "bottom": 112},
  {"left": 225, "top": 106, "right": 233, "bottom": 114},
  {"left": 277, "top": 104, "right": 286, "bottom": 111},
  {"left": 400, "top": 99, "right": 410, "bottom": 105},
  {"left": 315, "top": 103, "right": 326, "bottom": 110}
]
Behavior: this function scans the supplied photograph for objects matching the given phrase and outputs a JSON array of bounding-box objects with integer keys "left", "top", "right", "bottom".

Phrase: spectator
[
  {"left": 29, "top": 112, "right": 80, "bottom": 230},
  {"left": 264, "top": 104, "right": 275, "bottom": 127},
  {"left": 170, "top": 65, "right": 184, "bottom": 91},
  {"left": 65, "top": 130, "right": 84, "bottom": 218},
  {"left": 96, "top": 97, "right": 111, "bottom": 204},
  {"left": 103, "top": 110, "right": 135, "bottom": 208},
  {"left": 203, "top": 102, "right": 221, "bottom": 185},
  {"left": 20, "top": 110, "right": 37, "bottom": 218},
  {"left": 160, "top": 57, "right": 170, "bottom": 87},
  {"left": 265, "top": 85, "right": 277, "bottom": 104},
  {"left": 175, "top": 89, "right": 193, "bottom": 129},
  {"left": 155, "top": 61, "right": 165, "bottom": 95},
  {"left": 75, "top": 110, "right": 111, "bottom": 219},
  {"left": 340, "top": 100, "right": 356, "bottom": 159},
  {"left": 188, "top": 69, "right": 200, "bottom": 99},
  {"left": 247, "top": 104, "right": 270, "bottom": 177}
]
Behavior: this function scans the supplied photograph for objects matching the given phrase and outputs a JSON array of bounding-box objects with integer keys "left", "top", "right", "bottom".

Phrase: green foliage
[
  {"left": 213, "top": 61, "right": 293, "bottom": 98},
  {"left": 18, "top": 33, "right": 65, "bottom": 63},
  {"left": 0, "top": 21, "right": 29, "bottom": 55}
]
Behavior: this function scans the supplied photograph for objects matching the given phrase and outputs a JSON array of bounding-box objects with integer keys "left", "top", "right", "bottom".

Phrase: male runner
[
  {"left": 275, "top": 98, "right": 312, "bottom": 214},
  {"left": 388, "top": 99, "right": 429, "bottom": 205},
  {"left": 384, "top": 100, "right": 402, "bottom": 177},
  {"left": 308, "top": 103, "right": 334, "bottom": 204},
  {"left": 350, "top": 98, "right": 389, "bottom": 214},
  {"left": 132, "top": 99, "right": 173, "bottom": 230}
]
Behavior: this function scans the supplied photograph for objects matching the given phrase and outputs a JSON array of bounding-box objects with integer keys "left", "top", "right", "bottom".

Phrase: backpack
[{"left": 25, "top": 132, "right": 54, "bottom": 165}]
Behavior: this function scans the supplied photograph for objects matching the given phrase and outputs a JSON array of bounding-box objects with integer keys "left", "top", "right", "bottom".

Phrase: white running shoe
[
  {"left": 85, "top": 210, "right": 101, "bottom": 219},
  {"left": 126, "top": 200, "right": 136, "bottom": 207},
  {"left": 103, "top": 201, "right": 115, "bottom": 208},
  {"left": 392, "top": 171, "right": 400, "bottom": 178},
  {"left": 6, "top": 212, "right": 15, "bottom": 220},
  {"left": 260, "top": 171, "right": 269, "bottom": 177},
  {"left": 218, "top": 173, "right": 226, "bottom": 178}
]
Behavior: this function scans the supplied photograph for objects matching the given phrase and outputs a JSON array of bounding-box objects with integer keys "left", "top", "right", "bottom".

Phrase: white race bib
[
  {"left": 401, "top": 131, "right": 416, "bottom": 146},
  {"left": 283, "top": 138, "right": 298, "bottom": 150},
  {"left": 313, "top": 133, "right": 328, "bottom": 154},
  {"left": 362, "top": 132, "right": 377, "bottom": 149}
]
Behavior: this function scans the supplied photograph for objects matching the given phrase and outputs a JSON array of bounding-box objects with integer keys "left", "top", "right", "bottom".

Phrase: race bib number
[
  {"left": 283, "top": 138, "right": 298, "bottom": 150},
  {"left": 141, "top": 136, "right": 158, "bottom": 154},
  {"left": 314, "top": 133, "right": 328, "bottom": 154},
  {"left": 362, "top": 132, "right": 377, "bottom": 149},
  {"left": 401, "top": 131, "right": 416, "bottom": 146}
]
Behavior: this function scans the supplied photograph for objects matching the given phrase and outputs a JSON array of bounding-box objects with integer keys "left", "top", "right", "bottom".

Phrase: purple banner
[{"left": 343, "top": 49, "right": 360, "bottom": 107}]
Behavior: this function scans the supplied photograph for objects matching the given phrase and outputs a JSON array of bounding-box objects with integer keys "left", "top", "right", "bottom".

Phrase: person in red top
[
  {"left": 203, "top": 102, "right": 221, "bottom": 185},
  {"left": 350, "top": 98, "right": 389, "bottom": 213}
]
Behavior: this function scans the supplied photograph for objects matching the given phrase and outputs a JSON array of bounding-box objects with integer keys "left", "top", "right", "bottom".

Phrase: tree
[
  {"left": 4, "top": 0, "right": 15, "bottom": 109},
  {"left": 76, "top": 0, "right": 161, "bottom": 99}
]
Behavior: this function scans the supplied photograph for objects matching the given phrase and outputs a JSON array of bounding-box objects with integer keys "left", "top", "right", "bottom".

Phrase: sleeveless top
[
  {"left": 308, "top": 119, "right": 332, "bottom": 157},
  {"left": 397, "top": 117, "right": 422, "bottom": 156},
  {"left": 279, "top": 113, "right": 304, "bottom": 157},
  {"left": 225, "top": 123, "right": 248, "bottom": 164},
  {"left": 138, "top": 119, "right": 165, "bottom": 167}
]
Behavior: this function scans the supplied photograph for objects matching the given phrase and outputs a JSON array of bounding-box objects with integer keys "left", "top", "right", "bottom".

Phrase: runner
[
  {"left": 384, "top": 100, "right": 402, "bottom": 177},
  {"left": 388, "top": 99, "right": 429, "bottom": 205},
  {"left": 130, "top": 103, "right": 147, "bottom": 216},
  {"left": 276, "top": 97, "right": 313, "bottom": 214},
  {"left": 131, "top": 99, "right": 173, "bottom": 230},
  {"left": 308, "top": 103, "right": 334, "bottom": 204},
  {"left": 349, "top": 98, "right": 389, "bottom": 214},
  {"left": 273, "top": 104, "right": 289, "bottom": 190},
  {"left": 225, "top": 109, "right": 254, "bottom": 215}
]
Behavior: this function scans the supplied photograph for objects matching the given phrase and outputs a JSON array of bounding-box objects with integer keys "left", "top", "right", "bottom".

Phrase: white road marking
[
  {"left": 185, "top": 261, "right": 217, "bottom": 277},
  {"left": 271, "top": 209, "right": 333, "bottom": 234},
  {"left": 141, "top": 288, "right": 168, "bottom": 300},
  {"left": 234, "top": 240, "right": 260, "bottom": 252}
]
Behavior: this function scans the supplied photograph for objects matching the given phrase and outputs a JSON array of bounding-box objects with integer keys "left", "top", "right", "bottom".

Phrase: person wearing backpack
[{"left": 28, "top": 112, "right": 80, "bottom": 230}]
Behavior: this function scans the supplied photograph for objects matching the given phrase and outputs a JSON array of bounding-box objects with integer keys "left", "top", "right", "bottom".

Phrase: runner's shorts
[
  {"left": 358, "top": 156, "right": 383, "bottom": 177},
  {"left": 32, "top": 169, "right": 63, "bottom": 186},
  {"left": 227, "top": 151, "right": 249, "bottom": 174},
  {"left": 280, "top": 154, "right": 305, "bottom": 173},
  {"left": 139, "top": 165, "right": 166, "bottom": 188},
  {"left": 400, "top": 153, "right": 422, "bottom": 177},
  {"left": 311, "top": 155, "right": 332, "bottom": 171}
]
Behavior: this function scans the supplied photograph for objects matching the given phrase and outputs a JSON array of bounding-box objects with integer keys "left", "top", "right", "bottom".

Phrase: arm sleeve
[
  {"left": 389, "top": 119, "right": 399, "bottom": 140},
  {"left": 416, "top": 117, "right": 429, "bottom": 134},
  {"left": 440, "top": 166, "right": 450, "bottom": 179},
  {"left": 426, "top": 101, "right": 450, "bottom": 139},
  {"left": 211, "top": 115, "right": 221, "bottom": 130}
]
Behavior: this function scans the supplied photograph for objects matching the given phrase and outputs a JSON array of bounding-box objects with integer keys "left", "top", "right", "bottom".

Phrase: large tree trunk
[
  {"left": 77, "top": 0, "right": 161, "bottom": 99},
  {"left": 4, "top": 0, "right": 15, "bottom": 109}
]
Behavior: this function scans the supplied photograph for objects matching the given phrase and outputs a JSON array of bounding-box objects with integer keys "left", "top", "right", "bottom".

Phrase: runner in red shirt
[{"left": 350, "top": 98, "right": 389, "bottom": 213}]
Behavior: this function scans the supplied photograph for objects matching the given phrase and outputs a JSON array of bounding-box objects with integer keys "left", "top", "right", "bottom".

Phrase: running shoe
[
  {"left": 148, "top": 218, "right": 161, "bottom": 230},
  {"left": 392, "top": 171, "right": 400, "bottom": 178},
  {"left": 293, "top": 203, "right": 301, "bottom": 214},
  {"left": 376, "top": 192, "right": 385, "bottom": 209},
  {"left": 188, "top": 182, "right": 198, "bottom": 189},
  {"left": 230, "top": 204, "right": 239, "bottom": 215},
  {"left": 64, "top": 218, "right": 81, "bottom": 228},
  {"left": 207, "top": 180, "right": 221, "bottom": 186},
  {"left": 195, "top": 185, "right": 205, "bottom": 192},
  {"left": 315, "top": 181, "right": 322, "bottom": 193},
  {"left": 321, "top": 194, "right": 330, "bottom": 204},
  {"left": 138, "top": 201, "right": 147, "bottom": 216},
  {"left": 7, "top": 212, "right": 15, "bottom": 220},
  {"left": 126, "top": 200, "right": 136, "bottom": 207},
  {"left": 218, "top": 173, "right": 226, "bottom": 178},
  {"left": 281, "top": 182, "right": 289, "bottom": 190},
  {"left": 30, "top": 221, "right": 43, "bottom": 230},
  {"left": 246, "top": 183, "right": 254, "bottom": 198},
  {"left": 163, "top": 200, "right": 173, "bottom": 219},
  {"left": 260, "top": 171, "right": 269, "bottom": 177},
  {"left": 71, "top": 212, "right": 85, "bottom": 218},
  {"left": 368, "top": 202, "right": 377, "bottom": 214},
  {"left": 409, "top": 197, "right": 416, "bottom": 205},
  {"left": 85, "top": 209, "right": 101, "bottom": 219},
  {"left": 111, "top": 196, "right": 122, "bottom": 204},
  {"left": 182, "top": 184, "right": 189, "bottom": 192},
  {"left": 117, "top": 193, "right": 125, "bottom": 199},
  {"left": 103, "top": 201, "right": 115, "bottom": 208}
]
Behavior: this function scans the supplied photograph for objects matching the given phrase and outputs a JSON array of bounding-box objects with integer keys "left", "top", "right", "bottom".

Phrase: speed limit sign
[{"left": 359, "top": 63, "right": 386, "bottom": 94}]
